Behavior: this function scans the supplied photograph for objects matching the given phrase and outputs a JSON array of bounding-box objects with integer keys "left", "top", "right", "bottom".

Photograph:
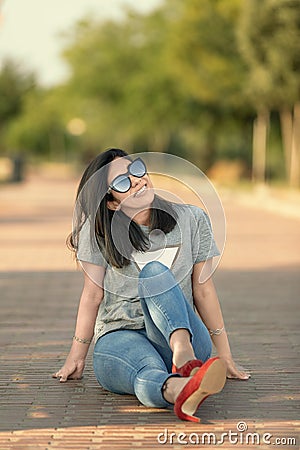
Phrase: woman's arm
[
  {"left": 52, "top": 263, "right": 105, "bottom": 382},
  {"left": 192, "top": 260, "right": 250, "bottom": 380}
]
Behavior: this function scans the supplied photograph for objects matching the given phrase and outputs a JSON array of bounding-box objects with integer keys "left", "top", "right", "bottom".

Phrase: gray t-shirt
[{"left": 77, "top": 203, "right": 220, "bottom": 343}]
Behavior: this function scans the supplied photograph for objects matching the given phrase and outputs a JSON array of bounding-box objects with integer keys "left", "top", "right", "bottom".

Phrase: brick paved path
[{"left": 0, "top": 175, "right": 299, "bottom": 449}]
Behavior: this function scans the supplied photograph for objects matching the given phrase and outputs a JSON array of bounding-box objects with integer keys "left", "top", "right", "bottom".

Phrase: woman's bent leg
[
  {"left": 138, "top": 261, "right": 212, "bottom": 369},
  {"left": 93, "top": 329, "right": 178, "bottom": 408}
]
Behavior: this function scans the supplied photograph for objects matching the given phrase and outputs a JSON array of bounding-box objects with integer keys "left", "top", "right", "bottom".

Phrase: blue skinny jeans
[{"left": 93, "top": 261, "right": 212, "bottom": 408}]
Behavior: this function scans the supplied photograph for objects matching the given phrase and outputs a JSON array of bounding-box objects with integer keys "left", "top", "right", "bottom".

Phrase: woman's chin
[
  {"left": 137, "top": 189, "right": 155, "bottom": 208},
  {"left": 123, "top": 189, "right": 155, "bottom": 210}
]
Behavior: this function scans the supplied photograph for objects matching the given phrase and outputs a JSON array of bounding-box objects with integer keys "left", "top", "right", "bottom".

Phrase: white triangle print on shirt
[{"left": 132, "top": 246, "right": 180, "bottom": 271}]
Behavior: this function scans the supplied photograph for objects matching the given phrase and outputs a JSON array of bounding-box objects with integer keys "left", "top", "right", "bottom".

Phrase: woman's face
[{"left": 107, "top": 157, "right": 154, "bottom": 216}]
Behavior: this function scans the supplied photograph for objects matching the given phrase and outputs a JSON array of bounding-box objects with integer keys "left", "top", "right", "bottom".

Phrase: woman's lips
[{"left": 134, "top": 184, "right": 147, "bottom": 197}]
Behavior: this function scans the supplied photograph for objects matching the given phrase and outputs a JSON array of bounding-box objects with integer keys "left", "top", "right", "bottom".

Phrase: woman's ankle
[
  {"left": 162, "top": 377, "right": 190, "bottom": 404},
  {"left": 170, "top": 329, "right": 195, "bottom": 368},
  {"left": 172, "top": 348, "right": 195, "bottom": 369}
]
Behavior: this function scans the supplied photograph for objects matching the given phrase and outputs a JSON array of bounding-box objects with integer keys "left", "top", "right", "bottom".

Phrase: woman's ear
[{"left": 107, "top": 199, "right": 120, "bottom": 211}]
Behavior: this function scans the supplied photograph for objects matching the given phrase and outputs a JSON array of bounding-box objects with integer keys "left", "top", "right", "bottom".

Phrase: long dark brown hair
[{"left": 67, "top": 148, "right": 177, "bottom": 268}]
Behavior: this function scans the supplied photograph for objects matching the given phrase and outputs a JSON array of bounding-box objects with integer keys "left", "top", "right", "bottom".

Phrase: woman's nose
[{"left": 129, "top": 175, "right": 142, "bottom": 188}]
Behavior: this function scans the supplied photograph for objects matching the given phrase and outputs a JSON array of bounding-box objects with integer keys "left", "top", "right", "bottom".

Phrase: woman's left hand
[{"left": 220, "top": 355, "right": 251, "bottom": 380}]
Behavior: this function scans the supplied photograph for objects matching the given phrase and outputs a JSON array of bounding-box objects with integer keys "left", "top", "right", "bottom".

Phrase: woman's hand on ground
[
  {"left": 52, "top": 356, "right": 85, "bottom": 382},
  {"left": 219, "top": 354, "right": 251, "bottom": 380}
]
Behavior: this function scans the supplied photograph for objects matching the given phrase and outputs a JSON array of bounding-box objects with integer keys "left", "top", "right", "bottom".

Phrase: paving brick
[{"left": 0, "top": 176, "right": 299, "bottom": 449}]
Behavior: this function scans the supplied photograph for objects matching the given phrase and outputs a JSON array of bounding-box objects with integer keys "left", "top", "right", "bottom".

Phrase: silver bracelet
[
  {"left": 209, "top": 326, "right": 225, "bottom": 336},
  {"left": 73, "top": 335, "right": 93, "bottom": 344}
]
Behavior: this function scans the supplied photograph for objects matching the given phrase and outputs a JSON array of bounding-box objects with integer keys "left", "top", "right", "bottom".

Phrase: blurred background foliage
[{"left": 0, "top": 0, "right": 299, "bottom": 185}]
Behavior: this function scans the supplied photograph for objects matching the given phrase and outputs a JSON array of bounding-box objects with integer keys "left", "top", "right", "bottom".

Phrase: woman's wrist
[
  {"left": 66, "top": 350, "right": 86, "bottom": 363},
  {"left": 70, "top": 338, "right": 91, "bottom": 359},
  {"left": 209, "top": 325, "right": 225, "bottom": 336},
  {"left": 73, "top": 334, "right": 93, "bottom": 344},
  {"left": 210, "top": 328, "right": 232, "bottom": 359}
]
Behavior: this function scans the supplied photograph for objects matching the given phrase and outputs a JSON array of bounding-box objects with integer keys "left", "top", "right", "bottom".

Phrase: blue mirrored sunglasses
[{"left": 107, "top": 158, "right": 147, "bottom": 194}]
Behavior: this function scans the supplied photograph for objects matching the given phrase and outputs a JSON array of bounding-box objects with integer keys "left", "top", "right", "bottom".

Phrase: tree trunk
[
  {"left": 290, "top": 102, "right": 300, "bottom": 187},
  {"left": 252, "top": 108, "right": 269, "bottom": 183},
  {"left": 10, "top": 154, "right": 25, "bottom": 183},
  {"left": 279, "top": 108, "right": 293, "bottom": 181}
]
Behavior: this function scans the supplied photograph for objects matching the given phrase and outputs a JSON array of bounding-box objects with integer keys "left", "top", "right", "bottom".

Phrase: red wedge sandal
[
  {"left": 172, "top": 359, "right": 203, "bottom": 377},
  {"left": 174, "top": 357, "right": 226, "bottom": 422}
]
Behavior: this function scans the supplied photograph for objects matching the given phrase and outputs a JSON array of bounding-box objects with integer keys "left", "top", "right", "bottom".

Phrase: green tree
[
  {"left": 0, "top": 59, "right": 35, "bottom": 153},
  {"left": 3, "top": 0, "right": 272, "bottom": 180},
  {"left": 166, "top": 0, "right": 248, "bottom": 168},
  {"left": 5, "top": 86, "right": 73, "bottom": 160},
  {"left": 237, "top": 0, "right": 300, "bottom": 185},
  {"left": 62, "top": 11, "right": 184, "bottom": 156}
]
